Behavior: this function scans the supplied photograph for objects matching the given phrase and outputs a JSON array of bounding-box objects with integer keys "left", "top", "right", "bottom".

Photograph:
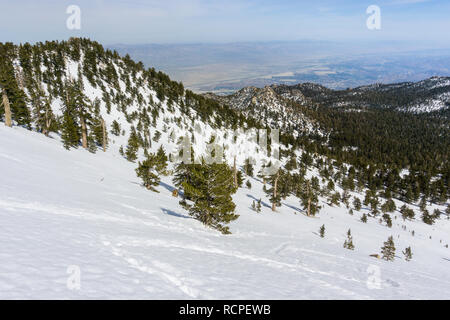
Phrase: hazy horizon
[{"left": 1, "top": 0, "right": 450, "bottom": 47}]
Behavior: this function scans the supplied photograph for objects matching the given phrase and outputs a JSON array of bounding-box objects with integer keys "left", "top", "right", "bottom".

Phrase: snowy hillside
[{"left": 1, "top": 125, "right": 449, "bottom": 299}]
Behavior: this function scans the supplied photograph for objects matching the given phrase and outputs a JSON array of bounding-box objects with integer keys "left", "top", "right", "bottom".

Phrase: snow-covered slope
[{"left": 1, "top": 125, "right": 449, "bottom": 299}]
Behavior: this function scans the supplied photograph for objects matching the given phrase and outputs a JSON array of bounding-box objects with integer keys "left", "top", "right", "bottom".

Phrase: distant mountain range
[{"left": 206, "top": 76, "right": 450, "bottom": 115}]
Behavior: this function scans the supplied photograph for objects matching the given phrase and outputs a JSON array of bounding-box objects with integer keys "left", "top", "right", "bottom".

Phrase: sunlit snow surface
[{"left": 0, "top": 126, "right": 449, "bottom": 299}]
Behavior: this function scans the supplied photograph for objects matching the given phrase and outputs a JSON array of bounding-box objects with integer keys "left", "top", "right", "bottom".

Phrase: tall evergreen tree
[
  {"left": 343, "top": 229, "right": 355, "bottom": 250},
  {"left": 381, "top": 236, "right": 396, "bottom": 261},
  {"left": 182, "top": 161, "right": 238, "bottom": 234},
  {"left": 135, "top": 153, "right": 161, "bottom": 192}
]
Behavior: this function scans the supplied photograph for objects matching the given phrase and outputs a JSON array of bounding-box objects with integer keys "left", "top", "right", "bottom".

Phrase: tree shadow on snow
[
  {"left": 283, "top": 202, "right": 303, "bottom": 213},
  {"left": 159, "top": 181, "right": 176, "bottom": 192},
  {"left": 246, "top": 194, "right": 271, "bottom": 208},
  {"left": 161, "top": 207, "right": 191, "bottom": 219}
]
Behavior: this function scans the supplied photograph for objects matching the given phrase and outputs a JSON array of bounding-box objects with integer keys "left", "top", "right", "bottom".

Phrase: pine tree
[
  {"left": 31, "top": 90, "right": 56, "bottom": 136},
  {"left": 265, "top": 169, "right": 281, "bottom": 211},
  {"left": 381, "top": 199, "right": 396, "bottom": 213},
  {"left": 173, "top": 162, "right": 193, "bottom": 200},
  {"left": 61, "top": 110, "right": 80, "bottom": 149},
  {"left": 382, "top": 213, "right": 393, "bottom": 228},
  {"left": 251, "top": 200, "right": 256, "bottom": 212},
  {"left": 111, "top": 120, "right": 121, "bottom": 136},
  {"left": 343, "top": 229, "right": 354, "bottom": 250},
  {"left": 125, "top": 127, "right": 139, "bottom": 162},
  {"left": 246, "top": 180, "right": 252, "bottom": 189},
  {"left": 135, "top": 153, "right": 160, "bottom": 192},
  {"left": 155, "top": 145, "right": 168, "bottom": 175},
  {"left": 353, "top": 197, "right": 362, "bottom": 211},
  {"left": 361, "top": 213, "right": 368, "bottom": 223},
  {"left": 298, "top": 179, "right": 320, "bottom": 216},
  {"left": 182, "top": 161, "right": 238, "bottom": 234},
  {"left": 381, "top": 236, "right": 396, "bottom": 261},
  {"left": 319, "top": 224, "right": 325, "bottom": 238},
  {"left": 243, "top": 158, "right": 254, "bottom": 177},
  {"left": 400, "top": 204, "right": 415, "bottom": 221},
  {"left": 402, "top": 246, "right": 412, "bottom": 261},
  {"left": 0, "top": 48, "right": 31, "bottom": 128},
  {"left": 256, "top": 199, "right": 262, "bottom": 213},
  {"left": 1, "top": 84, "right": 12, "bottom": 127},
  {"left": 421, "top": 209, "right": 435, "bottom": 225}
]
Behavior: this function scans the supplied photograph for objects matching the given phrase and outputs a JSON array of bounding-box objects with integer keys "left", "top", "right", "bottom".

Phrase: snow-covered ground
[{"left": 1, "top": 125, "right": 449, "bottom": 299}]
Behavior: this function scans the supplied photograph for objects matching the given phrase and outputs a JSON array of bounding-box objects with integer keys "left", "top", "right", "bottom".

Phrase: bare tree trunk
[
  {"left": 80, "top": 115, "right": 88, "bottom": 149},
  {"left": 233, "top": 155, "right": 238, "bottom": 188},
  {"left": 307, "top": 197, "right": 311, "bottom": 217},
  {"left": 101, "top": 118, "right": 107, "bottom": 152},
  {"left": 2, "top": 88, "right": 12, "bottom": 127},
  {"left": 272, "top": 170, "right": 279, "bottom": 212},
  {"left": 306, "top": 183, "right": 311, "bottom": 216},
  {"left": 44, "top": 113, "right": 52, "bottom": 137}
]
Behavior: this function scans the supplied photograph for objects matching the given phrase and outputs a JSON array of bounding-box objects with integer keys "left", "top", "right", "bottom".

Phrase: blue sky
[{"left": 0, "top": 0, "right": 449, "bottom": 46}]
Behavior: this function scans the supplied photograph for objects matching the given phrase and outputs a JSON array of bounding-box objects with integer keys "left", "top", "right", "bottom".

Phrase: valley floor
[{"left": 1, "top": 126, "right": 449, "bottom": 299}]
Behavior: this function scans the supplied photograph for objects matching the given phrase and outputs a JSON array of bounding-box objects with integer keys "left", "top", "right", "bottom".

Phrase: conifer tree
[
  {"left": 31, "top": 90, "right": 55, "bottom": 136},
  {"left": 400, "top": 205, "right": 415, "bottom": 221},
  {"left": 343, "top": 229, "right": 354, "bottom": 250},
  {"left": 265, "top": 169, "right": 281, "bottom": 211},
  {"left": 421, "top": 209, "right": 435, "bottom": 225},
  {"left": 319, "top": 224, "right": 325, "bottom": 238},
  {"left": 61, "top": 109, "right": 80, "bottom": 149},
  {"left": 381, "top": 236, "right": 396, "bottom": 261},
  {"left": 0, "top": 48, "right": 31, "bottom": 128},
  {"left": 353, "top": 197, "right": 362, "bottom": 211},
  {"left": 361, "top": 213, "right": 368, "bottom": 223},
  {"left": 135, "top": 153, "right": 160, "bottom": 192},
  {"left": 402, "top": 246, "right": 412, "bottom": 261},
  {"left": 256, "top": 199, "right": 262, "bottom": 213},
  {"left": 382, "top": 213, "right": 393, "bottom": 228},
  {"left": 1, "top": 84, "right": 12, "bottom": 127},
  {"left": 155, "top": 145, "right": 168, "bottom": 175},
  {"left": 381, "top": 199, "right": 396, "bottom": 213},
  {"left": 243, "top": 158, "right": 254, "bottom": 177},
  {"left": 298, "top": 179, "right": 320, "bottom": 216},
  {"left": 182, "top": 161, "right": 238, "bottom": 234},
  {"left": 125, "top": 127, "right": 139, "bottom": 162}
]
